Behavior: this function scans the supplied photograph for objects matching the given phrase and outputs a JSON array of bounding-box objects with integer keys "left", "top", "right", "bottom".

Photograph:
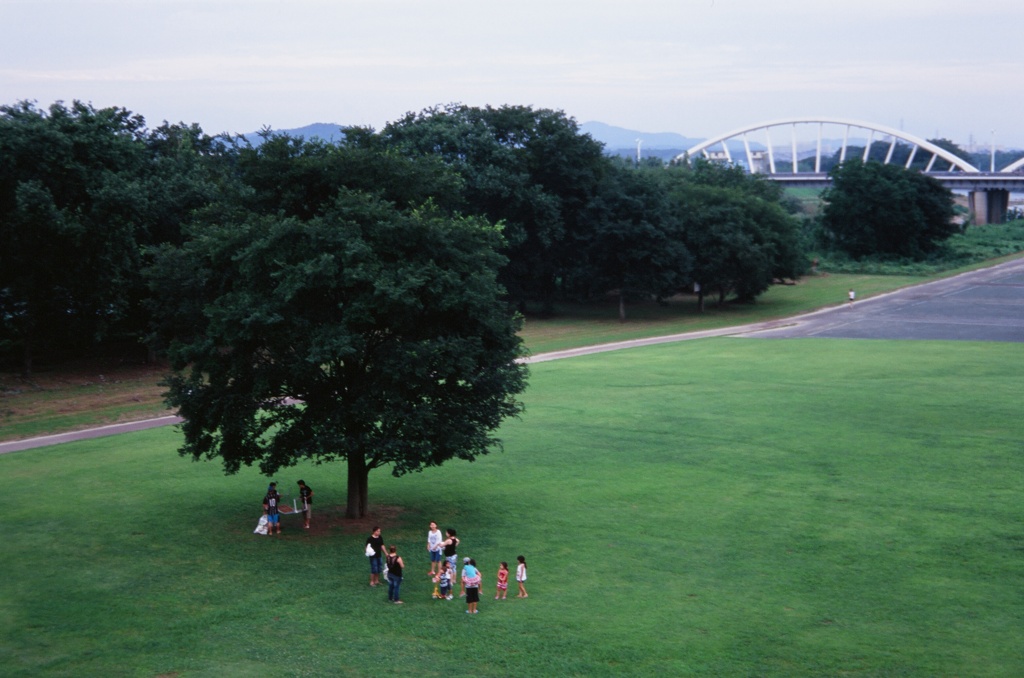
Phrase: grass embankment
[
  {"left": 2, "top": 339, "right": 1022, "bottom": 676},
  {"left": 0, "top": 360, "right": 170, "bottom": 442}
]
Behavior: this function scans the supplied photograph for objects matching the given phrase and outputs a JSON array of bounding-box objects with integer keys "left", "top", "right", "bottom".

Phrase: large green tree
[
  {"left": 820, "top": 160, "right": 957, "bottom": 260},
  {"left": 147, "top": 189, "right": 527, "bottom": 518}
]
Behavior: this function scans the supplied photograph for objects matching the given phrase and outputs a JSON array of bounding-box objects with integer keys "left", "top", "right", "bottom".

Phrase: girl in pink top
[{"left": 495, "top": 562, "right": 509, "bottom": 599}]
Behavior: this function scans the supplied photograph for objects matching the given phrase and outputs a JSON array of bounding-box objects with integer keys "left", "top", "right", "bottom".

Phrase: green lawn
[{"left": 3, "top": 338, "right": 1023, "bottom": 676}]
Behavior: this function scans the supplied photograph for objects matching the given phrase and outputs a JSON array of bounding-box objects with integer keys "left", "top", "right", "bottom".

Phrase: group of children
[
  {"left": 425, "top": 521, "right": 528, "bottom": 611},
  {"left": 430, "top": 556, "right": 528, "bottom": 602}
]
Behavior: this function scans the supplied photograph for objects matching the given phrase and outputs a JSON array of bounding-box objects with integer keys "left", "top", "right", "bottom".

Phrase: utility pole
[
  {"left": 990, "top": 130, "right": 996, "bottom": 172},
  {"left": 635, "top": 138, "right": 642, "bottom": 166}
]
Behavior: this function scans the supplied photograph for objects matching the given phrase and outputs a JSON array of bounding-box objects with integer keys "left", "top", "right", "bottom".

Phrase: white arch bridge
[{"left": 676, "top": 117, "right": 1024, "bottom": 224}]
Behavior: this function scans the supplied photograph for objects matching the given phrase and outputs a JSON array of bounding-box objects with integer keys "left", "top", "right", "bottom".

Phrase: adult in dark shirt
[
  {"left": 386, "top": 545, "right": 405, "bottom": 604},
  {"left": 296, "top": 480, "right": 313, "bottom": 529},
  {"left": 439, "top": 528, "right": 459, "bottom": 574},
  {"left": 366, "top": 527, "right": 385, "bottom": 587},
  {"left": 263, "top": 483, "right": 281, "bottom": 536}
]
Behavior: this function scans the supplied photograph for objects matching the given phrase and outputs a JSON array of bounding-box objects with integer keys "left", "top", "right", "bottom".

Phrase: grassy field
[{"left": 3, "top": 338, "right": 1023, "bottom": 676}]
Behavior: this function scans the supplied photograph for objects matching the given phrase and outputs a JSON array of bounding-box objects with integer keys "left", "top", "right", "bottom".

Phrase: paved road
[
  {"left": 742, "top": 257, "right": 1024, "bottom": 342},
  {"left": 524, "top": 257, "right": 1024, "bottom": 363},
  {"left": 3, "top": 258, "right": 1022, "bottom": 454},
  {"left": 0, "top": 415, "right": 182, "bottom": 454}
]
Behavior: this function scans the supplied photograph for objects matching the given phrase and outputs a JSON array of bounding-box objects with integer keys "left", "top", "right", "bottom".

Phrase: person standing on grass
[
  {"left": 459, "top": 557, "right": 470, "bottom": 597},
  {"left": 438, "top": 528, "right": 459, "bottom": 580},
  {"left": 462, "top": 558, "right": 481, "bottom": 614},
  {"left": 848, "top": 288, "right": 856, "bottom": 305},
  {"left": 495, "top": 561, "right": 509, "bottom": 600},
  {"left": 263, "top": 482, "right": 281, "bottom": 536},
  {"left": 386, "top": 545, "right": 405, "bottom": 604},
  {"left": 426, "top": 521, "right": 443, "bottom": 576},
  {"left": 515, "top": 555, "right": 528, "bottom": 598},
  {"left": 297, "top": 480, "right": 313, "bottom": 530},
  {"left": 434, "top": 560, "right": 453, "bottom": 600},
  {"left": 366, "top": 527, "right": 385, "bottom": 587}
]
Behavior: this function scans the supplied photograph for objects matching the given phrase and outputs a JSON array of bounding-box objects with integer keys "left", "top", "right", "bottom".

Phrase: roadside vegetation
[{"left": 814, "top": 219, "right": 1024, "bottom": 275}]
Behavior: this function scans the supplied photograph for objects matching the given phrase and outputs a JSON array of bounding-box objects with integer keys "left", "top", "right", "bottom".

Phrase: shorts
[
  {"left": 430, "top": 550, "right": 443, "bottom": 563},
  {"left": 267, "top": 514, "right": 279, "bottom": 525},
  {"left": 466, "top": 587, "right": 480, "bottom": 604},
  {"left": 445, "top": 555, "right": 457, "bottom": 571},
  {"left": 439, "top": 584, "right": 451, "bottom": 596},
  {"left": 369, "top": 555, "right": 383, "bottom": 574}
]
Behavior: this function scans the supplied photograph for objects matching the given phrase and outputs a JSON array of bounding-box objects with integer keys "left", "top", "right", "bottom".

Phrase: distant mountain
[
  {"left": 580, "top": 121, "right": 702, "bottom": 151},
  {"left": 240, "top": 120, "right": 703, "bottom": 152},
  {"left": 239, "top": 122, "right": 346, "bottom": 146},
  {"left": 239, "top": 120, "right": 714, "bottom": 159}
]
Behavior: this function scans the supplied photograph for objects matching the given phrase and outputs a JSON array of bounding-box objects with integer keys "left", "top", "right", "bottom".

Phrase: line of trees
[{"left": 1, "top": 100, "right": 809, "bottom": 376}]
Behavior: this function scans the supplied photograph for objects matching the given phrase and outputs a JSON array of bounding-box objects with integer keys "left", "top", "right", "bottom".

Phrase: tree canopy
[
  {"left": 380, "top": 104, "right": 608, "bottom": 310},
  {"left": 665, "top": 161, "right": 805, "bottom": 308},
  {"left": 820, "top": 160, "right": 957, "bottom": 260}
]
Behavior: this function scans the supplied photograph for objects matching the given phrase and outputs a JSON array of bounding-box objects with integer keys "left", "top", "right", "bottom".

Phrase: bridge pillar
[{"left": 968, "top": 189, "right": 1009, "bottom": 225}]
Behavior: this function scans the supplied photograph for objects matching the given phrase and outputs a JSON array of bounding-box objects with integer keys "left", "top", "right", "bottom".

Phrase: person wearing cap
[
  {"left": 297, "top": 480, "right": 313, "bottom": 529},
  {"left": 263, "top": 482, "right": 281, "bottom": 536},
  {"left": 461, "top": 558, "right": 481, "bottom": 614}
]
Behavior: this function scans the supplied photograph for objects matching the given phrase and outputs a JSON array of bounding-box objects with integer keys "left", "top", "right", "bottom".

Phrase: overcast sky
[{"left": 3, "top": 0, "right": 1023, "bottom": 148}]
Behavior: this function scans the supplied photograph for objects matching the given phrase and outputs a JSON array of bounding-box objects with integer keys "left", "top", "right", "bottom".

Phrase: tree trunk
[
  {"left": 618, "top": 292, "right": 627, "bottom": 323},
  {"left": 346, "top": 453, "right": 370, "bottom": 518},
  {"left": 697, "top": 289, "right": 705, "bottom": 313}
]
